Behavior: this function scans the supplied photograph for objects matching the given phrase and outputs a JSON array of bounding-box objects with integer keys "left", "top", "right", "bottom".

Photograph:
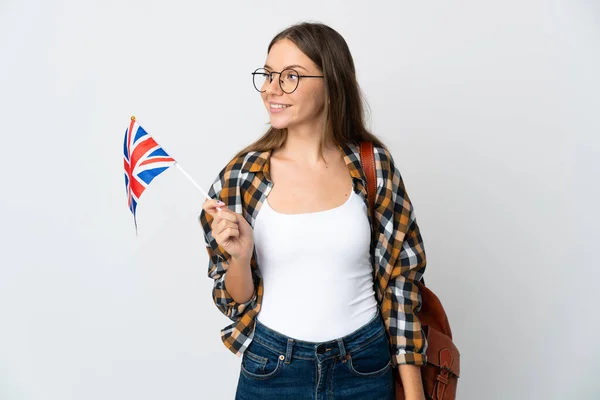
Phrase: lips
[
  {"left": 268, "top": 102, "right": 292, "bottom": 114},
  {"left": 270, "top": 102, "right": 291, "bottom": 109}
]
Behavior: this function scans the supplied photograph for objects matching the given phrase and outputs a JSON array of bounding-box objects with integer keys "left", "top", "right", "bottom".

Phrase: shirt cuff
[{"left": 392, "top": 352, "right": 427, "bottom": 367}]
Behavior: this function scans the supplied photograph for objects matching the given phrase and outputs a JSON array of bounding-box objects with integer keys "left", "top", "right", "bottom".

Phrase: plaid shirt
[{"left": 199, "top": 142, "right": 427, "bottom": 366}]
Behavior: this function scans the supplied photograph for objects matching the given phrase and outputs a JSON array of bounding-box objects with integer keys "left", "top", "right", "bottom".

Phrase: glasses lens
[
  {"left": 252, "top": 69, "right": 269, "bottom": 92},
  {"left": 280, "top": 69, "right": 299, "bottom": 93}
]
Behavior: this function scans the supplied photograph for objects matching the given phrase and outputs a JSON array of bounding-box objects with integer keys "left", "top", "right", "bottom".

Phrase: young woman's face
[{"left": 260, "top": 39, "right": 327, "bottom": 131}]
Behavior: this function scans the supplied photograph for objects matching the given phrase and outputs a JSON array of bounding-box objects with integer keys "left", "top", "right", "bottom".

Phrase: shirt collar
[
  {"left": 241, "top": 149, "right": 272, "bottom": 181},
  {"left": 338, "top": 142, "right": 366, "bottom": 184}
]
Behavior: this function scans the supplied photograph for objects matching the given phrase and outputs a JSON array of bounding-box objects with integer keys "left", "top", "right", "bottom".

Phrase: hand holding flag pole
[{"left": 124, "top": 116, "right": 219, "bottom": 233}]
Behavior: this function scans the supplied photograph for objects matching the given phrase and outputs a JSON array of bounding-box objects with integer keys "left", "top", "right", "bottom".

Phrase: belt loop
[
  {"left": 285, "top": 339, "right": 294, "bottom": 364},
  {"left": 336, "top": 338, "right": 348, "bottom": 363}
]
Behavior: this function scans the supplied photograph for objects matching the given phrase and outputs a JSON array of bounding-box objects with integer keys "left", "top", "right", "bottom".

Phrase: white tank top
[{"left": 253, "top": 189, "right": 378, "bottom": 342}]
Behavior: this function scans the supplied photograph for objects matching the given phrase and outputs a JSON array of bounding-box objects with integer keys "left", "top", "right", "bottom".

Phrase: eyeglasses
[{"left": 251, "top": 67, "right": 324, "bottom": 94}]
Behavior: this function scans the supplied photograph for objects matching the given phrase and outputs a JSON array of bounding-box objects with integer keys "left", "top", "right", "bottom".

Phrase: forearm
[
  {"left": 398, "top": 364, "right": 425, "bottom": 400},
  {"left": 224, "top": 256, "right": 255, "bottom": 304}
]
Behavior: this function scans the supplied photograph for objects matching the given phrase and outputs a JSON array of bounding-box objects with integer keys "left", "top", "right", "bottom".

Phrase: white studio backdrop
[{"left": 0, "top": 1, "right": 598, "bottom": 399}]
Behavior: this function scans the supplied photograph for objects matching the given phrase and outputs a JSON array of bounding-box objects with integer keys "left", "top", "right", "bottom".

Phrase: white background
[{"left": 1, "top": 1, "right": 598, "bottom": 399}]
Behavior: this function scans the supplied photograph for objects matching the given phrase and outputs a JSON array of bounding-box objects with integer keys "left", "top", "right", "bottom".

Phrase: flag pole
[
  {"left": 174, "top": 159, "right": 223, "bottom": 212},
  {"left": 174, "top": 163, "right": 223, "bottom": 211},
  {"left": 174, "top": 163, "right": 210, "bottom": 200}
]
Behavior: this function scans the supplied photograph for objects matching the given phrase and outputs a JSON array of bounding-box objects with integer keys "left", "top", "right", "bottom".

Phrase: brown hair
[{"left": 235, "top": 22, "right": 385, "bottom": 159}]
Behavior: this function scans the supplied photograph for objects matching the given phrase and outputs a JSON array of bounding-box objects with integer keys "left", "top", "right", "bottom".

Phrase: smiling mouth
[{"left": 270, "top": 103, "right": 291, "bottom": 109}]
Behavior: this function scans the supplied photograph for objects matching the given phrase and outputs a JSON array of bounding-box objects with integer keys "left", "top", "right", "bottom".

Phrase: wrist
[
  {"left": 231, "top": 253, "right": 252, "bottom": 265},
  {"left": 398, "top": 364, "right": 425, "bottom": 399}
]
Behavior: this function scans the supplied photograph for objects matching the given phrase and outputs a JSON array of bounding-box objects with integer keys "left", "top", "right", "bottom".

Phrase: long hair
[{"left": 235, "top": 22, "right": 385, "bottom": 159}]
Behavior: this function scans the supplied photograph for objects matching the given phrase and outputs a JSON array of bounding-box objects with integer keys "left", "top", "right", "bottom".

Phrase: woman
[{"left": 200, "top": 22, "right": 427, "bottom": 400}]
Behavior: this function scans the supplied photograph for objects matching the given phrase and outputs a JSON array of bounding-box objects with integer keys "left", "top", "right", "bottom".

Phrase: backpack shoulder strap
[{"left": 359, "top": 141, "right": 377, "bottom": 218}]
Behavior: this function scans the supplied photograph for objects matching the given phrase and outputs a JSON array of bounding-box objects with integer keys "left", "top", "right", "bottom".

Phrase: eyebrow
[{"left": 263, "top": 64, "right": 308, "bottom": 72}]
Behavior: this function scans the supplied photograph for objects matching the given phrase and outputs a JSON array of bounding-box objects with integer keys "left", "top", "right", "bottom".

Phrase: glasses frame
[{"left": 251, "top": 67, "right": 324, "bottom": 94}]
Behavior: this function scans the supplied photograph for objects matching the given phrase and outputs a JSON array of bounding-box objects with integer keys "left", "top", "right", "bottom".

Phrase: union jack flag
[{"left": 123, "top": 117, "right": 176, "bottom": 231}]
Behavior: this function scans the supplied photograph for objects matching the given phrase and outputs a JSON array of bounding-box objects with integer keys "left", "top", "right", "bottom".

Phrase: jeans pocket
[
  {"left": 347, "top": 330, "right": 392, "bottom": 378},
  {"left": 240, "top": 340, "right": 283, "bottom": 381}
]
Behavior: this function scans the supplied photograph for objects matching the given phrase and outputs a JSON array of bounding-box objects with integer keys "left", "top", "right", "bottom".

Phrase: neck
[{"left": 278, "top": 120, "right": 336, "bottom": 165}]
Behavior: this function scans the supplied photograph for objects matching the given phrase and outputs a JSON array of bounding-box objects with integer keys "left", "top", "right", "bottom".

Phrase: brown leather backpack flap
[{"left": 423, "top": 325, "right": 460, "bottom": 378}]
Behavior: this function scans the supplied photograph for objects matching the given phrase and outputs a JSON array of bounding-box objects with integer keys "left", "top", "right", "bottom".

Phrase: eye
[
  {"left": 257, "top": 71, "right": 272, "bottom": 83},
  {"left": 284, "top": 71, "right": 299, "bottom": 81}
]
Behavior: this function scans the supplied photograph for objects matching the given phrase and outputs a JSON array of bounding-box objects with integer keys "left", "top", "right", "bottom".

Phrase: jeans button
[{"left": 317, "top": 344, "right": 332, "bottom": 354}]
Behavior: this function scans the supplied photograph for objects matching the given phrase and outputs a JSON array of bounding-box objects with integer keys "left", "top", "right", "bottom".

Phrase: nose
[{"left": 264, "top": 73, "right": 283, "bottom": 96}]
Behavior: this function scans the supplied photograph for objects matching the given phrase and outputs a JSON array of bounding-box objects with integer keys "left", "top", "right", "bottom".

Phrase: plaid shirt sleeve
[
  {"left": 375, "top": 146, "right": 428, "bottom": 366},
  {"left": 199, "top": 159, "right": 258, "bottom": 322}
]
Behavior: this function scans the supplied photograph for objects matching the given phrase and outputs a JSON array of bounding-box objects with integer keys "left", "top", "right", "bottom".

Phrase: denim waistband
[{"left": 252, "top": 310, "right": 386, "bottom": 362}]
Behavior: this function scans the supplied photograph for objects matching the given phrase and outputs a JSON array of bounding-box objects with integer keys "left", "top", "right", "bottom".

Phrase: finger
[
  {"left": 216, "top": 227, "right": 240, "bottom": 243},
  {"left": 210, "top": 215, "right": 223, "bottom": 231},
  {"left": 213, "top": 220, "right": 238, "bottom": 236},
  {"left": 221, "top": 219, "right": 238, "bottom": 230},
  {"left": 210, "top": 211, "right": 236, "bottom": 230},
  {"left": 216, "top": 209, "right": 238, "bottom": 223},
  {"left": 202, "top": 199, "right": 226, "bottom": 215},
  {"left": 224, "top": 227, "right": 240, "bottom": 238}
]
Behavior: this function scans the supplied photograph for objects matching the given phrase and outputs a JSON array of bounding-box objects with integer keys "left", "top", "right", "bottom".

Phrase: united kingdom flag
[{"left": 123, "top": 117, "right": 176, "bottom": 231}]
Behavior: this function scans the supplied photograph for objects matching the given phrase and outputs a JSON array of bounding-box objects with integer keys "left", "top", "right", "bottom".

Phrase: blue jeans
[{"left": 235, "top": 310, "right": 394, "bottom": 400}]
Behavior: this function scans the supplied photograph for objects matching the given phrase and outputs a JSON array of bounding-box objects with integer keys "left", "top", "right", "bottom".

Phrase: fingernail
[{"left": 216, "top": 201, "right": 225, "bottom": 206}]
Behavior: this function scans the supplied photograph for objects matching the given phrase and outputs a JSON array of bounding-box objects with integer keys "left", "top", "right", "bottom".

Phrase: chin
[{"left": 269, "top": 116, "right": 292, "bottom": 130}]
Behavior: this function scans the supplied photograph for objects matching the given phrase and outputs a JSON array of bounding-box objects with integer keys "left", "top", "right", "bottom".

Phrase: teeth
[{"left": 271, "top": 104, "right": 290, "bottom": 109}]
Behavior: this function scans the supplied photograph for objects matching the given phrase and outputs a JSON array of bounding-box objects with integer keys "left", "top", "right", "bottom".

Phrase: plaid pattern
[{"left": 199, "top": 143, "right": 427, "bottom": 366}]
